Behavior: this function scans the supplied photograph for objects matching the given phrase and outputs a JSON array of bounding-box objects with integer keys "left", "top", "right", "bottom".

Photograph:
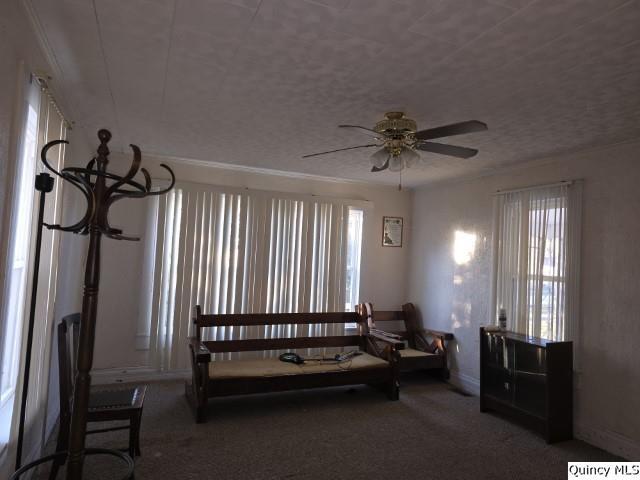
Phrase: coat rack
[{"left": 12, "top": 129, "right": 174, "bottom": 480}]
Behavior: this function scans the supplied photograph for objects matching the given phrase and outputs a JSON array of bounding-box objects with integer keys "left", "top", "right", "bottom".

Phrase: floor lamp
[{"left": 14, "top": 172, "right": 54, "bottom": 471}]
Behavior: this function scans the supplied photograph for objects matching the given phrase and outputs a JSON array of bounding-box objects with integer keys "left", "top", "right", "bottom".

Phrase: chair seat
[
  {"left": 89, "top": 387, "right": 138, "bottom": 410},
  {"left": 208, "top": 352, "right": 388, "bottom": 379},
  {"left": 86, "top": 386, "right": 146, "bottom": 426},
  {"left": 398, "top": 348, "right": 436, "bottom": 358}
]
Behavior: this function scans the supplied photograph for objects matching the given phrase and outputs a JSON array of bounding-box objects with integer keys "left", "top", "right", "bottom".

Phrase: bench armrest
[
  {"left": 366, "top": 331, "right": 405, "bottom": 350},
  {"left": 189, "top": 337, "right": 212, "bottom": 363}
]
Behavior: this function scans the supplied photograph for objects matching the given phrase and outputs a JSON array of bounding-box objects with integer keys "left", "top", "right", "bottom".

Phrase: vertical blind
[
  {"left": 491, "top": 182, "right": 582, "bottom": 342},
  {"left": 147, "top": 184, "right": 355, "bottom": 371}
]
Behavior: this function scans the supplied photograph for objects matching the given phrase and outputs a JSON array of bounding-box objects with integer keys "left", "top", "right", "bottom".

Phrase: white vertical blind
[
  {"left": 147, "top": 184, "right": 355, "bottom": 371},
  {"left": 491, "top": 182, "right": 582, "bottom": 342}
]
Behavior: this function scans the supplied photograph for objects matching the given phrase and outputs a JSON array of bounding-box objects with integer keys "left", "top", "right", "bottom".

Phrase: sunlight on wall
[
  {"left": 451, "top": 312, "right": 461, "bottom": 329},
  {"left": 453, "top": 230, "right": 477, "bottom": 265}
]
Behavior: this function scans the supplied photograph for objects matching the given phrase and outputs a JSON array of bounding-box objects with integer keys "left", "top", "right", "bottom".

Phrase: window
[
  {"left": 146, "top": 185, "right": 366, "bottom": 370},
  {"left": 0, "top": 102, "right": 39, "bottom": 441},
  {"left": 527, "top": 198, "right": 566, "bottom": 339},
  {"left": 1, "top": 104, "right": 38, "bottom": 398},
  {"left": 492, "top": 182, "right": 582, "bottom": 341},
  {"left": 344, "top": 208, "right": 363, "bottom": 328},
  {"left": 0, "top": 74, "right": 68, "bottom": 449}
]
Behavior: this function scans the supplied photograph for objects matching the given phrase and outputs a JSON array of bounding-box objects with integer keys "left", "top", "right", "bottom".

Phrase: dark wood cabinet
[{"left": 479, "top": 327, "right": 573, "bottom": 443}]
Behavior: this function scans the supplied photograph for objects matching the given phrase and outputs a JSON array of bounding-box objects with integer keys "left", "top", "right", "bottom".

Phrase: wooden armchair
[
  {"left": 356, "top": 302, "right": 453, "bottom": 379},
  {"left": 49, "top": 314, "right": 146, "bottom": 479}
]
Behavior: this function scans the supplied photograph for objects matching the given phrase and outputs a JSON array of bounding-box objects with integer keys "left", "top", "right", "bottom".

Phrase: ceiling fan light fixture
[
  {"left": 388, "top": 155, "right": 403, "bottom": 172},
  {"left": 370, "top": 148, "right": 388, "bottom": 168},
  {"left": 400, "top": 147, "right": 419, "bottom": 168}
]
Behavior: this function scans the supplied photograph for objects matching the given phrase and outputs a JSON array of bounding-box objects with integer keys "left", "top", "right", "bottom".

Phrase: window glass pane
[
  {"left": 344, "top": 208, "right": 363, "bottom": 328},
  {"left": 526, "top": 198, "right": 566, "bottom": 339},
  {"left": 1, "top": 103, "right": 39, "bottom": 438},
  {"left": 1, "top": 104, "right": 38, "bottom": 399}
]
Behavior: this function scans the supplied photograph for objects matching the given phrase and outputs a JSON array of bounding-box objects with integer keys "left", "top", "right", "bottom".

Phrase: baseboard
[
  {"left": 91, "top": 366, "right": 190, "bottom": 385},
  {"left": 448, "top": 370, "right": 480, "bottom": 396},
  {"left": 575, "top": 423, "right": 640, "bottom": 460}
]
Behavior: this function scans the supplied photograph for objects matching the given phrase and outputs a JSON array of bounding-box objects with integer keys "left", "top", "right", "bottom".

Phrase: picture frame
[{"left": 382, "top": 216, "right": 403, "bottom": 247}]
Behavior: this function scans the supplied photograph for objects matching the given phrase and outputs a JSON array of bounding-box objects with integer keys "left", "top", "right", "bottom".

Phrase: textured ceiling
[{"left": 29, "top": 0, "right": 640, "bottom": 186}]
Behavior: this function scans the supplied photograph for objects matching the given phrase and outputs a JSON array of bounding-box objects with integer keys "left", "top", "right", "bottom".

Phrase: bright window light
[
  {"left": 344, "top": 208, "right": 363, "bottom": 328},
  {"left": 0, "top": 103, "right": 39, "bottom": 441},
  {"left": 453, "top": 230, "right": 477, "bottom": 265}
]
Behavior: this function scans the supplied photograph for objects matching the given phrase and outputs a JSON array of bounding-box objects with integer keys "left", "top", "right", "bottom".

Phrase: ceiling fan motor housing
[
  {"left": 375, "top": 112, "right": 417, "bottom": 156},
  {"left": 374, "top": 112, "right": 417, "bottom": 137}
]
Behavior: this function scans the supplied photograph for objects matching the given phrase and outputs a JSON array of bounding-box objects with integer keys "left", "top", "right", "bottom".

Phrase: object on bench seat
[
  {"left": 209, "top": 353, "right": 387, "bottom": 379},
  {"left": 186, "top": 307, "right": 401, "bottom": 423},
  {"left": 356, "top": 302, "right": 453, "bottom": 379}
]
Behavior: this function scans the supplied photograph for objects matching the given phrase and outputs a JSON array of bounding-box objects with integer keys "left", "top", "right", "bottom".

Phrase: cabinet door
[
  {"left": 513, "top": 342, "right": 547, "bottom": 417},
  {"left": 482, "top": 334, "right": 514, "bottom": 403}
]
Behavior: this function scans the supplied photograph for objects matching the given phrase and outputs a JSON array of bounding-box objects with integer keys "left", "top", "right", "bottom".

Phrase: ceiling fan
[{"left": 303, "top": 112, "right": 487, "bottom": 173}]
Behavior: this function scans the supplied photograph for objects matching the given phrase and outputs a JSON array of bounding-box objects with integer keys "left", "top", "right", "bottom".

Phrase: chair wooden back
[
  {"left": 357, "top": 303, "right": 453, "bottom": 355},
  {"left": 357, "top": 303, "right": 421, "bottom": 348},
  {"left": 57, "top": 313, "right": 81, "bottom": 423}
]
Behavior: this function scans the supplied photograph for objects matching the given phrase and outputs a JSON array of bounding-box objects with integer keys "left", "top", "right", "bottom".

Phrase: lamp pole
[{"left": 15, "top": 172, "right": 54, "bottom": 471}]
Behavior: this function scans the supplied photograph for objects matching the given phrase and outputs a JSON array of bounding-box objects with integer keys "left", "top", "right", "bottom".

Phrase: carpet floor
[{"left": 39, "top": 375, "right": 617, "bottom": 479}]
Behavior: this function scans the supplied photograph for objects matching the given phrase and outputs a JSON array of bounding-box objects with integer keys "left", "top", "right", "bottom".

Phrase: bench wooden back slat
[
  {"left": 196, "top": 311, "right": 359, "bottom": 327},
  {"left": 203, "top": 335, "right": 361, "bottom": 353},
  {"left": 371, "top": 311, "right": 406, "bottom": 322}
]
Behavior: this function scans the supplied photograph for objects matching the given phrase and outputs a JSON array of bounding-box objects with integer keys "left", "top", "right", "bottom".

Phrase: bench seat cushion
[
  {"left": 208, "top": 352, "right": 387, "bottom": 379},
  {"left": 398, "top": 348, "right": 436, "bottom": 358}
]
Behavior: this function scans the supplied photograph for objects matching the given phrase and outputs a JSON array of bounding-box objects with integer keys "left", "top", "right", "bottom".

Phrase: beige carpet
[{"left": 39, "top": 375, "right": 617, "bottom": 479}]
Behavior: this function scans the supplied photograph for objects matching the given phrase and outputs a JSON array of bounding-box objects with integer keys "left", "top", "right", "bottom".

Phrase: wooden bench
[
  {"left": 186, "top": 306, "right": 403, "bottom": 423},
  {"left": 357, "top": 302, "right": 453, "bottom": 379}
]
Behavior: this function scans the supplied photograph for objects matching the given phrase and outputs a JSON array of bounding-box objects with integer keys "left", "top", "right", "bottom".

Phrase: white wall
[
  {"left": 408, "top": 139, "right": 640, "bottom": 459},
  {"left": 91, "top": 155, "right": 413, "bottom": 370}
]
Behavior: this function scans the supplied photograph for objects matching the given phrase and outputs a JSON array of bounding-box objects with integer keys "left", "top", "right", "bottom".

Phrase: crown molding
[
  {"left": 414, "top": 136, "right": 640, "bottom": 192},
  {"left": 20, "top": 0, "right": 80, "bottom": 130},
  {"left": 139, "top": 150, "right": 413, "bottom": 191}
]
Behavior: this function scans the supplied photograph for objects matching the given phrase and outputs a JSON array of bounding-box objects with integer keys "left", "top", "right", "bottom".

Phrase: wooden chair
[
  {"left": 49, "top": 313, "right": 146, "bottom": 480},
  {"left": 357, "top": 302, "right": 453, "bottom": 379}
]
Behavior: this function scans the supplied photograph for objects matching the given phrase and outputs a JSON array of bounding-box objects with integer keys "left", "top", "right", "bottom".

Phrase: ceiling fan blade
[
  {"left": 338, "top": 125, "right": 382, "bottom": 138},
  {"left": 302, "top": 143, "right": 378, "bottom": 158},
  {"left": 415, "top": 120, "right": 487, "bottom": 141},
  {"left": 371, "top": 155, "right": 390, "bottom": 172},
  {"left": 416, "top": 141, "right": 478, "bottom": 158}
]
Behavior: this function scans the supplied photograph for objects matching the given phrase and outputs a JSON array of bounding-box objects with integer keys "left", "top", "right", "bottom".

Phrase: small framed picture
[{"left": 382, "top": 216, "right": 403, "bottom": 247}]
